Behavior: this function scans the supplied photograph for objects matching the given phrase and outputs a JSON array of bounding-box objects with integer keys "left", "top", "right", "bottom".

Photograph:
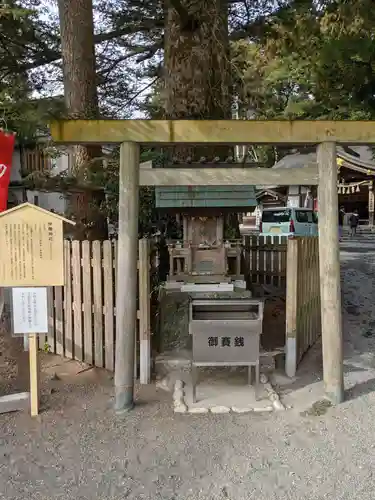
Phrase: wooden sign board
[{"left": 0, "top": 203, "right": 74, "bottom": 287}]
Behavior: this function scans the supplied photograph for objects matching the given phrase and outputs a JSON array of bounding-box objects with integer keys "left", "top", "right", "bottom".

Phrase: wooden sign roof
[{"left": 0, "top": 203, "right": 75, "bottom": 225}]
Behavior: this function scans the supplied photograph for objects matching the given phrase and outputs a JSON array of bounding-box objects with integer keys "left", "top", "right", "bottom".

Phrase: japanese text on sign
[
  {"left": 208, "top": 336, "right": 245, "bottom": 347},
  {"left": 0, "top": 209, "right": 65, "bottom": 286},
  {"left": 11, "top": 287, "right": 48, "bottom": 335},
  {"left": 3, "top": 220, "right": 54, "bottom": 282},
  {"left": 192, "top": 330, "right": 260, "bottom": 364}
]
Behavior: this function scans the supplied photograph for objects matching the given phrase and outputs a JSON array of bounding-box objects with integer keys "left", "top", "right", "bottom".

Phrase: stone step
[
  {"left": 341, "top": 236, "right": 375, "bottom": 240},
  {"left": 340, "top": 239, "right": 375, "bottom": 244},
  {"left": 341, "top": 232, "right": 375, "bottom": 237},
  {"left": 341, "top": 232, "right": 375, "bottom": 239}
]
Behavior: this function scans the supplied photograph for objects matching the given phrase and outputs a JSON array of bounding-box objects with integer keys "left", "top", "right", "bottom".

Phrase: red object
[
  {"left": 289, "top": 219, "right": 295, "bottom": 233},
  {"left": 0, "top": 130, "right": 15, "bottom": 212},
  {"left": 313, "top": 198, "right": 318, "bottom": 212},
  {"left": 259, "top": 221, "right": 262, "bottom": 233}
]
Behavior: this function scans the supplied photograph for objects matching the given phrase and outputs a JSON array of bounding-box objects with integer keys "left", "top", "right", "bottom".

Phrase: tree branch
[
  {"left": 5, "top": 2, "right": 283, "bottom": 76},
  {"left": 19, "top": 18, "right": 163, "bottom": 72},
  {"left": 126, "top": 77, "right": 159, "bottom": 106}
]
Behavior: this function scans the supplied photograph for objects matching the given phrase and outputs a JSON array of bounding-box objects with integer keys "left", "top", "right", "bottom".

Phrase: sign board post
[
  {"left": 0, "top": 203, "right": 75, "bottom": 417},
  {"left": 28, "top": 334, "right": 39, "bottom": 417},
  {"left": 11, "top": 287, "right": 49, "bottom": 416}
]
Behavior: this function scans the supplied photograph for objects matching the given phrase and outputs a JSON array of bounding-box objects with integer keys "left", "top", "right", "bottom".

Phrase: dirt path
[
  {"left": 340, "top": 239, "right": 375, "bottom": 399},
  {"left": 0, "top": 308, "right": 29, "bottom": 396},
  {"left": 1, "top": 241, "right": 375, "bottom": 500}
]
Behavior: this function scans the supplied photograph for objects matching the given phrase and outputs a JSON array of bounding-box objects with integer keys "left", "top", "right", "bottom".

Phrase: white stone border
[
  {"left": 173, "top": 379, "right": 188, "bottom": 413},
  {"left": 260, "top": 373, "right": 286, "bottom": 411},
  {"left": 171, "top": 373, "right": 286, "bottom": 414}
]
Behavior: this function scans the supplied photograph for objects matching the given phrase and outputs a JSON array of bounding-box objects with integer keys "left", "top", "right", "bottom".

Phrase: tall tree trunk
[
  {"left": 163, "top": 0, "right": 234, "bottom": 243},
  {"left": 57, "top": 0, "right": 107, "bottom": 239},
  {"left": 163, "top": 0, "right": 231, "bottom": 160}
]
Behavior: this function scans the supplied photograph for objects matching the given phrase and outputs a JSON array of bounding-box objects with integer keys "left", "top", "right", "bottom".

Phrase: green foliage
[
  {"left": 95, "top": 147, "right": 162, "bottom": 236},
  {"left": 43, "top": 341, "right": 51, "bottom": 353},
  {"left": 232, "top": 1, "right": 375, "bottom": 121},
  {"left": 0, "top": 1, "right": 61, "bottom": 138},
  {"left": 5, "top": 0, "right": 375, "bottom": 233}
]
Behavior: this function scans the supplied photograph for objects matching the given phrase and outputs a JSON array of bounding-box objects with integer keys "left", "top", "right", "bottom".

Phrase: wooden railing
[
  {"left": 243, "top": 235, "right": 287, "bottom": 288},
  {"left": 38, "top": 238, "right": 153, "bottom": 383},
  {"left": 285, "top": 237, "right": 321, "bottom": 376}
]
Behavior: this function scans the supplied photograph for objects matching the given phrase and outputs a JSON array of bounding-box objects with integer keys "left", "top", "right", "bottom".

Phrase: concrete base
[
  {"left": 171, "top": 369, "right": 285, "bottom": 414},
  {"left": 186, "top": 377, "right": 272, "bottom": 413},
  {"left": 155, "top": 350, "right": 287, "bottom": 414}
]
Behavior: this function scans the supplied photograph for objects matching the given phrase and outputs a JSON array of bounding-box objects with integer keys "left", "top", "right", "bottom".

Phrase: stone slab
[
  {"left": 210, "top": 405, "right": 230, "bottom": 414},
  {"left": 181, "top": 283, "right": 234, "bottom": 292},
  {"left": 232, "top": 406, "right": 253, "bottom": 413},
  {"left": 188, "top": 407, "right": 209, "bottom": 414},
  {"left": 0, "top": 392, "right": 30, "bottom": 414}
]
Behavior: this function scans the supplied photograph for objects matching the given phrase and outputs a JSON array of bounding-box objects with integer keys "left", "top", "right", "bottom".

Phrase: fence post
[
  {"left": 139, "top": 238, "right": 151, "bottom": 384},
  {"left": 285, "top": 237, "right": 298, "bottom": 377}
]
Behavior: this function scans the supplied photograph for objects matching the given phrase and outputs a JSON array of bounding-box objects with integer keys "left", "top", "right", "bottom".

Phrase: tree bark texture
[
  {"left": 58, "top": 0, "right": 100, "bottom": 168},
  {"left": 57, "top": 0, "right": 107, "bottom": 239},
  {"left": 163, "top": 0, "right": 231, "bottom": 160}
]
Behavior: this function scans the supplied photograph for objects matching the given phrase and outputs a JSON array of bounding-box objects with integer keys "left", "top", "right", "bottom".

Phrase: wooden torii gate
[{"left": 50, "top": 119, "right": 375, "bottom": 412}]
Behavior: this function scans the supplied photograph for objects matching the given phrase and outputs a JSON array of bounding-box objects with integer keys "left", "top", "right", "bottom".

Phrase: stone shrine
[{"left": 155, "top": 169, "right": 259, "bottom": 356}]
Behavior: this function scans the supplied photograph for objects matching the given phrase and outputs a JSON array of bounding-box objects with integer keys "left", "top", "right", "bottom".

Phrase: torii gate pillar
[
  {"left": 317, "top": 141, "right": 344, "bottom": 404},
  {"left": 114, "top": 142, "right": 140, "bottom": 413}
]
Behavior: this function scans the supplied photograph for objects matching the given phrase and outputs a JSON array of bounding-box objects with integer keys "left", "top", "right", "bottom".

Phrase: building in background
[
  {"left": 264, "top": 146, "right": 375, "bottom": 226},
  {"left": 8, "top": 139, "right": 70, "bottom": 213},
  {"left": 240, "top": 146, "right": 375, "bottom": 235}
]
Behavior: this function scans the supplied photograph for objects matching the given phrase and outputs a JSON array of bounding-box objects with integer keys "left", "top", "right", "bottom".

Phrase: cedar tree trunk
[
  {"left": 58, "top": 0, "right": 107, "bottom": 239},
  {"left": 163, "top": 0, "right": 231, "bottom": 160}
]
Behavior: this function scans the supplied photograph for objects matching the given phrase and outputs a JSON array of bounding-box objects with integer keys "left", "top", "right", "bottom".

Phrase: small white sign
[
  {"left": 12, "top": 287, "right": 48, "bottom": 335},
  {"left": 287, "top": 196, "right": 300, "bottom": 208}
]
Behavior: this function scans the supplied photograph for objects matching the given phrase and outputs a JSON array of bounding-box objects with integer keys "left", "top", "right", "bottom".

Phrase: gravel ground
[{"left": 2, "top": 238, "right": 375, "bottom": 500}]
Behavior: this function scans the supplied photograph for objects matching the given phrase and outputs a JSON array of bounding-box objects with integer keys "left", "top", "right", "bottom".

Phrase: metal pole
[
  {"left": 317, "top": 141, "right": 344, "bottom": 404},
  {"left": 114, "top": 142, "right": 139, "bottom": 413}
]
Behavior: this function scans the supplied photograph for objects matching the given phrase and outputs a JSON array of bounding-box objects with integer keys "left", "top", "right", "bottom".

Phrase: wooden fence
[
  {"left": 285, "top": 236, "right": 321, "bottom": 376},
  {"left": 39, "top": 238, "right": 152, "bottom": 382},
  {"left": 39, "top": 235, "right": 321, "bottom": 381},
  {"left": 244, "top": 235, "right": 321, "bottom": 376},
  {"left": 21, "top": 146, "right": 52, "bottom": 173},
  {"left": 243, "top": 235, "right": 287, "bottom": 288}
]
